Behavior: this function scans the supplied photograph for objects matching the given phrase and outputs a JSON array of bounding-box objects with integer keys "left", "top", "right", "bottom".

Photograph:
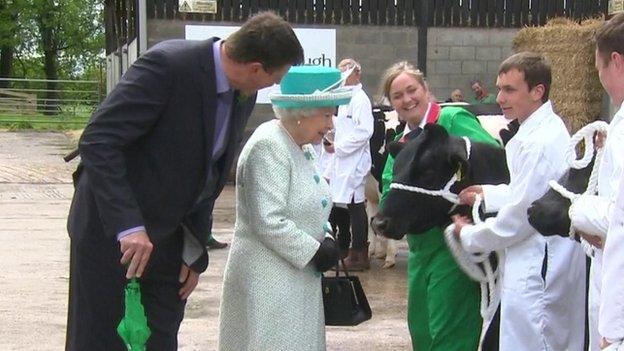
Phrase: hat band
[{"left": 269, "top": 89, "right": 352, "bottom": 102}]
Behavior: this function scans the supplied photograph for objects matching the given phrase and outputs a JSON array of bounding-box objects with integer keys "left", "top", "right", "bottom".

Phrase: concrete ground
[{"left": 0, "top": 131, "right": 412, "bottom": 350}]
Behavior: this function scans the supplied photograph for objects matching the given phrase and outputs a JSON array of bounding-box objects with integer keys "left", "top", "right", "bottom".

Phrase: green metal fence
[{"left": 0, "top": 77, "right": 103, "bottom": 129}]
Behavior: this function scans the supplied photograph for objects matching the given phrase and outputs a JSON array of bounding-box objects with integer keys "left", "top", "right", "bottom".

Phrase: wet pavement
[{"left": 0, "top": 131, "right": 412, "bottom": 350}]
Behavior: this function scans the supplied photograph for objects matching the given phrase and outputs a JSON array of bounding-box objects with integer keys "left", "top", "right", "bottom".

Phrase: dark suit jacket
[{"left": 67, "top": 38, "right": 256, "bottom": 272}]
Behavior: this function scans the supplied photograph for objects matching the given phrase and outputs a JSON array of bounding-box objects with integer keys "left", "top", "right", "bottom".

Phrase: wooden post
[{"left": 418, "top": 0, "right": 429, "bottom": 76}]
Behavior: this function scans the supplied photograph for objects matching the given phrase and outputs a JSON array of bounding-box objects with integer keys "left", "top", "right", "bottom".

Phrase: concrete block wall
[
  {"left": 146, "top": 19, "right": 518, "bottom": 126},
  {"left": 336, "top": 26, "right": 418, "bottom": 102},
  {"left": 426, "top": 28, "right": 518, "bottom": 102}
]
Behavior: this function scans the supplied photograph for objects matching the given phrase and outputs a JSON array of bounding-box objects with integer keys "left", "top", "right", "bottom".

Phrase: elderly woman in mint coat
[{"left": 218, "top": 66, "right": 353, "bottom": 351}]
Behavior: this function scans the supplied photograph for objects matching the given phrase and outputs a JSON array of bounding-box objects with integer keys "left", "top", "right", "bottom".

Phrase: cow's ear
[
  {"left": 423, "top": 123, "right": 449, "bottom": 143},
  {"left": 448, "top": 138, "right": 470, "bottom": 180},
  {"left": 449, "top": 154, "right": 469, "bottom": 182},
  {"left": 387, "top": 141, "right": 405, "bottom": 158}
]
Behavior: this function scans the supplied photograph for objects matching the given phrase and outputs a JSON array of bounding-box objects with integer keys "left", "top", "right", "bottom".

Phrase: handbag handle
[
  {"left": 323, "top": 224, "right": 351, "bottom": 278},
  {"left": 333, "top": 258, "right": 351, "bottom": 278}
]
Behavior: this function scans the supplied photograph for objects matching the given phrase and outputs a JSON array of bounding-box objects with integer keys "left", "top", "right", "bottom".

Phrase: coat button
[
  {"left": 321, "top": 198, "right": 328, "bottom": 208},
  {"left": 314, "top": 174, "right": 320, "bottom": 184}
]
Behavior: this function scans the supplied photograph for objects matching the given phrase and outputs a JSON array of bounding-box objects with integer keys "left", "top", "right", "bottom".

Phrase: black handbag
[{"left": 321, "top": 259, "right": 372, "bottom": 326}]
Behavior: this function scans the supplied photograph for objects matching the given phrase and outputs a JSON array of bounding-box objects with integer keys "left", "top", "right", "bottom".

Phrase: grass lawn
[{"left": 0, "top": 113, "right": 90, "bottom": 131}]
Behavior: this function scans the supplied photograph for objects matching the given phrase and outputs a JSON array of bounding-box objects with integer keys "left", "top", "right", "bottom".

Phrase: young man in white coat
[
  {"left": 578, "top": 13, "right": 624, "bottom": 350},
  {"left": 563, "top": 13, "right": 624, "bottom": 351},
  {"left": 330, "top": 58, "right": 374, "bottom": 270},
  {"left": 451, "top": 52, "right": 587, "bottom": 350}
]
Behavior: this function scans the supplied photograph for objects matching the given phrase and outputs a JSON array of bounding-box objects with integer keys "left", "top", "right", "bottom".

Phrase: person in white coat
[
  {"left": 218, "top": 66, "right": 352, "bottom": 351},
  {"left": 451, "top": 52, "right": 586, "bottom": 351},
  {"left": 315, "top": 128, "right": 353, "bottom": 258},
  {"left": 580, "top": 13, "right": 624, "bottom": 350},
  {"left": 564, "top": 14, "right": 624, "bottom": 351},
  {"left": 329, "top": 58, "right": 374, "bottom": 270}
]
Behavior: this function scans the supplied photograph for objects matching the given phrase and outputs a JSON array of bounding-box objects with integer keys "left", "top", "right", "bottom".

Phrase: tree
[
  {"left": 32, "top": 0, "right": 103, "bottom": 114},
  {"left": 0, "top": 0, "right": 24, "bottom": 88}
]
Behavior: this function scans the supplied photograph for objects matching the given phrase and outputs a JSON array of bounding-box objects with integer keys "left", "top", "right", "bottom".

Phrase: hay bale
[{"left": 513, "top": 18, "right": 605, "bottom": 133}]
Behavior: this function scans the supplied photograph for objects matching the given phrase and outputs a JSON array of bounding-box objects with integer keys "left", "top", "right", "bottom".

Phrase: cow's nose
[{"left": 371, "top": 216, "right": 388, "bottom": 234}]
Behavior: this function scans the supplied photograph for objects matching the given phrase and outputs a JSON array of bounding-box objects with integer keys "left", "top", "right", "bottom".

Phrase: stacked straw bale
[{"left": 513, "top": 18, "right": 605, "bottom": 133}]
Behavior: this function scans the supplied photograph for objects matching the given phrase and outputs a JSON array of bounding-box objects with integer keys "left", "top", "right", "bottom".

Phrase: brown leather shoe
[
  {"left": 358, "top": 249, "right": 370, "bottom": 270},
  {"left": 340, "top": 249, "right": 367, "bottom": 271}
]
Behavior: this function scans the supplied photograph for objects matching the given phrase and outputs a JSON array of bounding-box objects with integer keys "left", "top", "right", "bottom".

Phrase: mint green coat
[{"left": 219, "top": 120, "right": 332, "bottom": 351}]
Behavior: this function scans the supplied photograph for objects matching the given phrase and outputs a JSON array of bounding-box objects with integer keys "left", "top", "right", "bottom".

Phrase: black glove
[{"left": 312, "top": 237, "right": 339, "bottom": 272}]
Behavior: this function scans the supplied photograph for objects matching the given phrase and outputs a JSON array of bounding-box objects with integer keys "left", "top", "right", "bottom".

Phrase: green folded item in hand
[{"left": 117, "top": 278, "right": 151, "bottom": 351}]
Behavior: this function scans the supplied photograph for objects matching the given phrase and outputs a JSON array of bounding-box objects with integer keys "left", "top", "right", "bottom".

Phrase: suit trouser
[
  {"left": 406, "top": 229, "right": 482, "bottom": 351},
  {"left": 66, "top": 228, "right": 186, "bottom": 351},
  {"left": 347, "top": 201, "right": 368, "bottom": 250}
]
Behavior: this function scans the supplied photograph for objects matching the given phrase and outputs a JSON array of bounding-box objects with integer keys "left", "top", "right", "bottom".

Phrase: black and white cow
[
  {"left": 527, "top": 154, "right": 595, "bottom": 237},
  {"left": 371, "top": 123, "right": 509, "bottom": 239},
  {"left": 370, "top": 123, "right": 509, "bottom": 351},
  {"left": 367, "top": 104, "right": 400, "bottom": 268}
]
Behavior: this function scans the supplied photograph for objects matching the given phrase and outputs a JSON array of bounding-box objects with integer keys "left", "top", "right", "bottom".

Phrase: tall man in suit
[{"left": 65, "top": 11, "right": 303, "bottom": 350}]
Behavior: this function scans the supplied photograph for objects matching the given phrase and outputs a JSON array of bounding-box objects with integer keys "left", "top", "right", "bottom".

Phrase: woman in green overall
[{"left": 378, "top": 61, "right": 501, "bottom": 350}]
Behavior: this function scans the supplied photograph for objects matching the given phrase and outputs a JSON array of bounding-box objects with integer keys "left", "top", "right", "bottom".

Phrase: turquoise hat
[{"left": 269, "top": 65, "right": 353, "bottom": 109}]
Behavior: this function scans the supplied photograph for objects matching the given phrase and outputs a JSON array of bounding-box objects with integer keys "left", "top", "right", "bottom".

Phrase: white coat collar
[
  {"left": 515, "top": 100, "right": 555, "bottom": 139},
  {"left": 404, "top": 102, "right": 431, "bottom": 134},
  {"left": 418, "top": 103, "right": 430, "bottom": 129},
  {"left": 610, "top": 101, "right": 624, "bottom": 129}
]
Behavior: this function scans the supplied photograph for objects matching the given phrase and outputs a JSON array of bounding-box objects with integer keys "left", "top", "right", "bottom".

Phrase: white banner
[{"left": 185, "top": 25, "right": 336, "bottom": 103}]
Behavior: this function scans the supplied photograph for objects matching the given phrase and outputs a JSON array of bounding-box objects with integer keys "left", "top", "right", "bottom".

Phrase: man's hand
[
  {"left": 178, "top": 264, "right": 200, "bottom": 300},
  {"left": 579, "top": 231, "right": 604, "bottom": 249},
  {"left": 595, "top": 131, "right": 607, "bottom": 150},
  {"left": 451, "top": 214, "right": 473, "bottom": 238},
  {"left": 120, "top": 230, "right": 153, "bottom": 279},
  {"left": 323, "top": 142, "right": 335, "bottom": 154},
  {"left": 600, "top": 337, "right": 611, "bottom": 349},
  {"left": 458, "top": 185, "right": 483, "bottom": 206}
]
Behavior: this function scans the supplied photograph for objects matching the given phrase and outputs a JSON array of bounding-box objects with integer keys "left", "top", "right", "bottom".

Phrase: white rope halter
[
  {"left": 547, "top": 121, "right": 609, "bottom": 256},
  {"left": 443, "top": 195, "right": 504, "bottom": 349},
  {"left": 389, "top": 137, "right": 471, "bottom": 207}
]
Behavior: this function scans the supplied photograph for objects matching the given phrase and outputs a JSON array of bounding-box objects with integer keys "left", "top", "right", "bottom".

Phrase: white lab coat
[
  {"left": 599, "top": 102, "right": 624, "bottom": 343},
  {"left": 459, "top": 101, "right": 586, "bottom": 351},
  {"left": 329, "top": 84, "right": 374, "bottom": 204},
  {"left": 569, "top": 102, "right": 624, "bottom": 350},
  {"left": 312, "top": 141, "right": 333, "bottom": 178}
]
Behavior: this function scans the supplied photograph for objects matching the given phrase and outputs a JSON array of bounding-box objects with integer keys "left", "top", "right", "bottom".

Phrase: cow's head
[
  {"left": 372, "top": 124, "right": 472, "bottom": 239},
  {"left": 527, "top": 154, "right": 594, "bottom": 237}
]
